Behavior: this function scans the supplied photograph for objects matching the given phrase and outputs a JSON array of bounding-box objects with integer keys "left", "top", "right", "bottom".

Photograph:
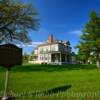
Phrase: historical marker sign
[
  {"left": 0, "top": 44, "right": 22, "bottom": 69},
  {"left": 0, "top": 44, "right": 22, "bottom": 100}
]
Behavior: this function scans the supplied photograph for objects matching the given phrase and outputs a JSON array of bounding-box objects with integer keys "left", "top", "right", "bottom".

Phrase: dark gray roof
[{"left": 38, "top": 41, "right": 70, "bottom": 47}]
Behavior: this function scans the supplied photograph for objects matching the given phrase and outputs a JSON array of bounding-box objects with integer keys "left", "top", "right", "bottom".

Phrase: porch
[{"left": 50, "top": 52, "right": 71, "bottom": 65}]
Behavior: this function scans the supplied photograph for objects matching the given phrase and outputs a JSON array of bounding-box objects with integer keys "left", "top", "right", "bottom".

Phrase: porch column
[
  {"left": 50, "top": 53, "right": 52, "bottom": 63},
  {"left": 48, "top": 53, "right": 51, "bottom": 64},
  {"left": 48, "top": 53, "right": 49, "bottom": 64},
  {"left": 60, "top": 53, "right": 61, "bottom": 65},
  {"left": 65, "top": 54, "right": 67, "bottom": 64}
]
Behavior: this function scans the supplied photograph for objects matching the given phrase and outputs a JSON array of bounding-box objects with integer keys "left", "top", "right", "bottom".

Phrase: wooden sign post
[{"left": 0, "top": 44, "right": 22, "bottom": 100}]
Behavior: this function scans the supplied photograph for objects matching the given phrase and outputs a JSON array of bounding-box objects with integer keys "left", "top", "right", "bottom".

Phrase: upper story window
[{"left": 51, "top": 44, "right": 58, "bottom": 51}]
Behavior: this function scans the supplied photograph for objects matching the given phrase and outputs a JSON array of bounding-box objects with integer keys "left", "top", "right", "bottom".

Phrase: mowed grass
[{"left": 0, "top": 64, "right": 100, "bottom": 100}]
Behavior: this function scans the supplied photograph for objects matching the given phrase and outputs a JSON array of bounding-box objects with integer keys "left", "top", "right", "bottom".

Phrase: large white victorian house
[{"left": 33, "top": 34, "right": 76, "bottom": 64}]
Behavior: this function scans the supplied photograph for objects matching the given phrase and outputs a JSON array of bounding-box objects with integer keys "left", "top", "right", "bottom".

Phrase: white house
[{"left": 32, "top": 34, "right": 76, "bottom": 64}]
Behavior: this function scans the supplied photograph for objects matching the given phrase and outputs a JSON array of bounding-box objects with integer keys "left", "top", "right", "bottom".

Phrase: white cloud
[
  {"left": 69, "top": 30, "right": 82, "bottom": 36},
  {"left": 29, "top": 41, "right": 44, "bottom": 47},
  {"left": 17, "top": 41, "right": 44, "bottom": 48}
]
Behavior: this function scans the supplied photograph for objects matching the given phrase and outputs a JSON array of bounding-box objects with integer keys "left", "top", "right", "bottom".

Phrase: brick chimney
[{"left": 48, "top": 34, "right": 53, "bottom": 44}]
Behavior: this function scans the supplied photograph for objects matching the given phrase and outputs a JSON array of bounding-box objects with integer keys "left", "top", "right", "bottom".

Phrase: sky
[{"left": 22, "top": 0, "right": 100, "bottom": 54}]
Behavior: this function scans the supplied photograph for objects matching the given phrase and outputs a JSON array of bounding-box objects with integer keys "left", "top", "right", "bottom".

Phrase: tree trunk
[
  {"left": 96, "top": 60, "right": 100, "bottom": 68},
  {"left": 96, "top": 53, "right": 100, "bottom": 68}
]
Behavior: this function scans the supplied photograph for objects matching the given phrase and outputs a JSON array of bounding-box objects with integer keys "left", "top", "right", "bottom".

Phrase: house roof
[{"left": 38, "top": 40, "right": 70, "bottom": 47}]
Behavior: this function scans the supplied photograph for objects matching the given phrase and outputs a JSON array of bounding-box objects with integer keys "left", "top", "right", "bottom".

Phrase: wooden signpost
[{"left": 0, "top": 44, "right": 22, "bottom": 100}]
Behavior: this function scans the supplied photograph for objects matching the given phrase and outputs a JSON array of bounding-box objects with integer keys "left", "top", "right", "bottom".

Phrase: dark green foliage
[
  {"left": 0, "top": 0, "right": 39, "bottom": 43},
  {"left": 77, "top": 11, "right": 100, "bottom": 67},
  {"left": 23, "top": 53, "right": 30, "bottom": 63}
]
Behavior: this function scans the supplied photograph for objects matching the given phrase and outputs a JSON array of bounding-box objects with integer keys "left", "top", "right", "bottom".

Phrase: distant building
[{"left": 33, "top": 34, "right": 76, "bottom": 64}]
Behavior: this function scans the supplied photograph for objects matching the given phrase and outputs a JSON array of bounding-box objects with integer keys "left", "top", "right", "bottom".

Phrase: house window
[
  {"left": 42, "top": 57, "right": 44, "bottom": 60},
  {"left": 40, "top": 56, "right": 44, "bottom": 60},
  {"left": 40, "top": 56, "right": 42, "bottom": 60},
  {"left": 46, "top": 48, "right": 48, "bottom": 52},
  {"left": 45, "top": 57, "right": 47, "bottom": 60}
]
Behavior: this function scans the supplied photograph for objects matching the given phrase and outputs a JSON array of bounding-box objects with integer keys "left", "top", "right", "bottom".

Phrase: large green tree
[
  {"left": 77, "top": 11, "right": 100, "bottom": 68},
  {"left": 0, "top": 0, "right": 39, "bottom": 44}
]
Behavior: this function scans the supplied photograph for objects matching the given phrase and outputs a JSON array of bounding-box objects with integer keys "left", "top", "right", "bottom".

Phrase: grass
[{"left": 0, "top": 64, "right": 100, "bottom": 100}]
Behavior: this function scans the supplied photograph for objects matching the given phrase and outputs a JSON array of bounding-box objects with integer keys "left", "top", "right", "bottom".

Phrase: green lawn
[{"left": 0, "top": 64, "right": 100, "bottom": 100}]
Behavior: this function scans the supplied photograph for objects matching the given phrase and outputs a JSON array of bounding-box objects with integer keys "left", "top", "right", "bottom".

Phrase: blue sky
[{"left": 22, "top": 0, "right": 100, "bottom": 54}]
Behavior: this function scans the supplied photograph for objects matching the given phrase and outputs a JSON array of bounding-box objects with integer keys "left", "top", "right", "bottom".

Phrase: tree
[
  {"left": 77, "top": 11, "right": 100, "bottom": 68},
  {"left": 0, "top": 0, "right": 39, "bottom": 44},
  {"left": 23, "top": 53, "right": 30, "bottom": 63},
  {"left": 77, "top": 50, "right": 89, "bottom": 64},
  {"left": 76, "top": 42, "right": 90, "bottom": 64},
  {"left": 32, "top": 50, "right": 35, "bottom": 55},
  {"left": 29, "top": 49, "right": 36, "bottom": 61}
]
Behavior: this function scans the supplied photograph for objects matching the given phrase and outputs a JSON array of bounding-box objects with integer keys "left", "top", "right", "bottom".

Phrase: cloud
[
  {"left": 69, "top": 30, "right": 82, "bottom": 36},
  {"left": 29, "top": 41, "right": 44, "bottom": 47},
  {"left": 17, "top": 41, "right": 44, "bottom": 48}
]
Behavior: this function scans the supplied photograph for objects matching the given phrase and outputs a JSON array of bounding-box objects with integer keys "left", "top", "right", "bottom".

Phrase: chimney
[{"left": 48, "top": 34, "right": 53, "bottom": 44}]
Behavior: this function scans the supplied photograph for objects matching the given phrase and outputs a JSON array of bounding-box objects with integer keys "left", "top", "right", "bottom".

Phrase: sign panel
[{"left": 0, "top": 44, "right": 22, "bottom": 69}]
